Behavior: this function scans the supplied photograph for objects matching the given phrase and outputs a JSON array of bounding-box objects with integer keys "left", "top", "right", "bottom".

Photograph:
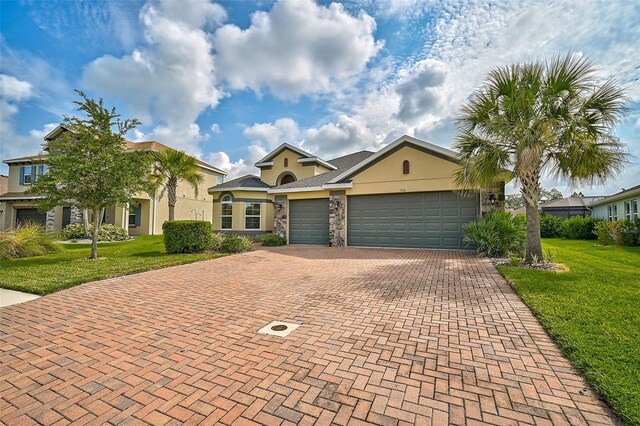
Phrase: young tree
[
  {"left": 30, "top": 91, "right": 152, "bottom": 259},
  {"left": 151, "top": 150, "right": 204, "bottom": 221},
  {"left": 454, "top": 55, "right": 628, "bottom": 261}
]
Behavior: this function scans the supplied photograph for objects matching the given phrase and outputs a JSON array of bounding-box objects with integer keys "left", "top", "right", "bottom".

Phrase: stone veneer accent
[
  {"left": 46, "top": 209, "right": 55, "bottom": 232},
  {"left": 329, "top": 191, "right": 346, "bottom": 247},
  {"left": 70, "top": 206, "right": 84, "bottom": 224},
  {"left": 480, "top": 181, "right": 506, "bottom": 215},
  {"left": 274, "top": 196, "right": 288, "bottom": 239}
]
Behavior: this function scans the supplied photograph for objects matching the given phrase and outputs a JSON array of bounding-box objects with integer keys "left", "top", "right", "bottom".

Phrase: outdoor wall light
[{"left": 488, "top": 193, "right": 497, "bottom": 205}]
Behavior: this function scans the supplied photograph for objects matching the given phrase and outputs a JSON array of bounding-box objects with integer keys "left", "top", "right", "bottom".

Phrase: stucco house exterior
[
  {"left": 590, "top": 184, "right": 640, "bottom": 221},
  {"left": 208, "top": 135, "right": 505, "bottom": 249},
  {"left": 0, "top": 125, "right": 226, "bottom": 234}
]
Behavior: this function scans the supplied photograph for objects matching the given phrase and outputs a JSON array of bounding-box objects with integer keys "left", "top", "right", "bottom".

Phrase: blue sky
[{"left": 1, "top": 0, "right": 638, "bottom": 195}]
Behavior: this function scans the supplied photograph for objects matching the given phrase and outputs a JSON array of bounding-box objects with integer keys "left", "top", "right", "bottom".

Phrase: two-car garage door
[
  {"left": 348, "top": 192, "right": 479, "bottom": 249},
  {"left": 288, "top": 191, "right": 478, "bottom": 249}
]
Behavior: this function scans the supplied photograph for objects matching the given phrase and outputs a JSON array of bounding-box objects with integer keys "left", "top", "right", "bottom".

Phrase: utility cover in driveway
[
  {"left": 289, "top": 199, "right": 329, "bottom": 245},
  {"left": 347, "top": 191, "right": 479, "bottom": 249}
]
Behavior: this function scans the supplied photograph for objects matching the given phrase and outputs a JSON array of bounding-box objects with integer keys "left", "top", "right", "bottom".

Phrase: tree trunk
[
  {"left": 89, "top": 207, "right": 105, "bottom": 260},
  {"left": 83, "top": 208, "right": 90, "bottom": 238},
  {"left": 524, "top": 200, "right": 544, "bottom": 262},
  {"left": 167, "top": 178, "right": 177, "bottom": 221}
]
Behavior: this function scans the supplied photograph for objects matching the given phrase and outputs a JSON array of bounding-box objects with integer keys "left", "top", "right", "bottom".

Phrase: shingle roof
[
  {"left": 211, "top": 174, "right": 271, "bottom": 190},
  {"left": 589, "top": 183, "right": 640, "bottom": 206},
  {"left": 542, "top": 196, "right": 605, "bottom": 208},
  {"left": 273, "top": 150, "right": 375, "bottom": 190}
]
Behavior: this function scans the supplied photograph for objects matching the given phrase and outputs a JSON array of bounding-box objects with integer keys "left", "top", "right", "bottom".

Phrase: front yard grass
[
  {"left": 498, "top": 239, "right": 640, "bottom": 424},
  {"left": 0, "top": 235, "right": 225, "bottom": 295}
]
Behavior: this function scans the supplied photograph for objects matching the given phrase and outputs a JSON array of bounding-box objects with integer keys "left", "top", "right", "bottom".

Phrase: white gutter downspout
[{"left": 152, "top": 196, "right": 157, "bottom": 235}]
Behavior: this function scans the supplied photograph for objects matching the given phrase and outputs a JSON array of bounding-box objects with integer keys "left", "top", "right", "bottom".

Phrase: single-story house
[
  {"left": 208, "top": 135, "right": 505, "bottom": 249},
  {"left": 590, "top": 184, "right": 640, "bottom": 221},
  {"left": 539, "top": 196, "right": 605, "bottom": 218}
]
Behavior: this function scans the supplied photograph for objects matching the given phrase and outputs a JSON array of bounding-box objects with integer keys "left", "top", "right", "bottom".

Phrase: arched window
[
  {"left": 277, "top": 172, "right": 297, "bottom": 185},
  {"left": 221, "top": 194, "right": 232, "bottom": 229},
  {"left": 403, "top": 160, "right": 410, "bottom": 174},
  {"left": 284, "top": 158, "right": 289, "bottom": 167}
]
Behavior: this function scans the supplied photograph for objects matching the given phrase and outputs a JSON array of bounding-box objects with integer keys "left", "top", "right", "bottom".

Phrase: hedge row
[
  {"left": 162, "top": 220, "right": 258, "bottom": 254},
  {"left": 540, "top": 214, "right": 640, "bottom": 246}
]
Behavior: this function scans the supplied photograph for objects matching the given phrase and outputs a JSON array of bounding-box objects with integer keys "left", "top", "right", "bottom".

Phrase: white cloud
[
  {"left": 82, "top": 0, "right": 224, "bottom": 155},
  {"left": 0, "top": 74, "right": 57, "bottom": 172},
  {"left": 213, "top": 0, "right": 382, "bottom": 98},
  {"left": 207, "top": 144, "right": 267, "bottom": 179},
  {"left": 301, "top": 114, "right": 381, "bottom": 158},
  {"left": 243, "top": 118, "right": 300, "bottom": 150},
  {"left": 0, "top": 74, "right": 34, "bottom": 101},
  {"left": 210, "top": 123, "right": 221, "bottom": 134},
  {"left": 393, "top": 59, "right": 447, "bottom": 124}
]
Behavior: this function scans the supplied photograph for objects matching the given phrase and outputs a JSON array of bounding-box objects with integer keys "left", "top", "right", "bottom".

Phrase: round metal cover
[{"left": 271, "top": 324, "right": 288, "bottom": 331}]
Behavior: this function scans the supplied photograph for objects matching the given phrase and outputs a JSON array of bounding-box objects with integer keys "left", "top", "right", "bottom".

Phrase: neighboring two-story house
[
  {"left": 208, "top": 135, "right": 505, "bottom": 249},
  {"left": 0, "top": 125, "right": 226, "bottom": 235}
]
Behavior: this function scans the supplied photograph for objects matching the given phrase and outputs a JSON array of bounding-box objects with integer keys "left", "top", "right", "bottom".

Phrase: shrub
[
  {"left": 60, "top": 223, "right": 86, "bottom": 240},
  {"left": 210, "top": 233, "right": 225, "bottom": 251},
  {"left": 260, "top": 233, "right": 287, "bottom": 246},
  {"left": 96, "top": 224, "right": 129, "bottom": 242},
  {"left": 561, "top": 216, "right": 600, "bottom": 240},
  {"left": 614, "top": 219, "right": 639, "bottom": 246},
  {"left": 0, "top": 222, "right": 60, "bottom": 259},
  {"left": 219, "top": 234, "right": 254, "bottom": 253},
  {"left": 594, "top": 221, "right": 615, "bottom": 246},
  {"left": 463, "top": 212, "right": 526, "bottom": 257},
  {"left": 61, "top": 223, "right": 129, "bottom": 241},
  {"left": 163, "top": 220, "right": 213, "bottom": 254},
  {"left": 539, "top": 214, "right": 565, "bottom": 238}
]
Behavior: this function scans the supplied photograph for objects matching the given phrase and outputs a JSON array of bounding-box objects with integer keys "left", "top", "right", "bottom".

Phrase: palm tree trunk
[
  {"left": 168, "top": 178, "right": 177, "bottom": 221},
  {"left": 524, "top": 200, "right": 543, "bottom": 262}
]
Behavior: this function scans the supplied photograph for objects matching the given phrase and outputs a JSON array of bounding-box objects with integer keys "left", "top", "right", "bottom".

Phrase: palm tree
[
  {"left": 454, "top": 54, "right": 628, "bottom": 261},
  {"left": 151, "top": 150, "right": 204, "bottom": 221}
]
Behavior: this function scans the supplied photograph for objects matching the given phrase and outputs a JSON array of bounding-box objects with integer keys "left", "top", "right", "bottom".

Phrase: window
[
  {"left": 284, "top": 158, "right": 289, "bottom": 167},
  {"left": 19, "top": 165, "right": 36, "bottom": 185},
  {"left": 625, "top": 201, "right": 631, "bottom": 220},
  {"left": 403, "top": 160, "right": 410, "bottom": 174},
  {"left": 37, "top": 164, "right": 48, "bottom": 178},
  {"left": 245, "top": 202, "right": 261, "bottom": 229},
  {"left": 216, "top": 176, "right": 223, "bottom": 185},
  {"left": 221, "top": 195, "right": 232, "bottom": 229},
  {"left": 129, "top": 204, "right": 141, "bottom": 227},
  {"left": 632, "top": 200, "right": 639, "bottom": 219},
  {"left": 611, "top": 204, "right": 618, "bottom": 221}
]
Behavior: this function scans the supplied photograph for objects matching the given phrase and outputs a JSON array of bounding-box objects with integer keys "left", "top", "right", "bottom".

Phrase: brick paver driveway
[{"left": 1, "top": 247, "right": 616, "bottom": 425}]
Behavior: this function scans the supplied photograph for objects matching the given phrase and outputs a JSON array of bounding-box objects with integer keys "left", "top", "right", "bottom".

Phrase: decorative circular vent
[{"left": 271, "top": 324, "right": 288, "bottom": 331}]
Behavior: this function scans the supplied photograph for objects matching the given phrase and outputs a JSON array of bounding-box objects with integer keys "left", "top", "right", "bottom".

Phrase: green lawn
[
  {"left": 0, "top": 236, "right": 225, "bottom": 295},
  {"left": 499, "top": 239, "right": 640, "bottom": 425}
]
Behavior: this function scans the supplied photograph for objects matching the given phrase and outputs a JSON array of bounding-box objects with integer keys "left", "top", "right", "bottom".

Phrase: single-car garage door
[
  {"left": 289, "top": 199, "right": 329, "bottom": 245},
  {"left": 348, "top": 191, "right": 479, "bottom": 249},
  {"left": 15, "top": 208, "right": 47, "bottom": 227}
]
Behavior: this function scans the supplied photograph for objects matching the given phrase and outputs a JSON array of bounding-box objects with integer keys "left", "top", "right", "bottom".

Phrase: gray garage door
[
  {"left": 348, "top": 192, "right": 479, "bottom": 249},
  {"left": 15, "top": 208, "right": 47, "bottom": 227},
  {"left": 289, "top": 199, "right": 329, "bottom": 245}
]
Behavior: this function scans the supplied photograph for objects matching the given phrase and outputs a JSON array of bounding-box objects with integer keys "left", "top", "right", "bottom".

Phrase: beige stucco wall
[
  {"left": 345, "top": 145, "right": 461, "bottom": 196},
  {"left": 259, "top": 149, "right": 332, "bottom": 186},
  {"left": 7, "top": 164, "right": 35, "bottom": 193},
  {"left": 209, "top": 190, "right": 273, "bottom": 232}
]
